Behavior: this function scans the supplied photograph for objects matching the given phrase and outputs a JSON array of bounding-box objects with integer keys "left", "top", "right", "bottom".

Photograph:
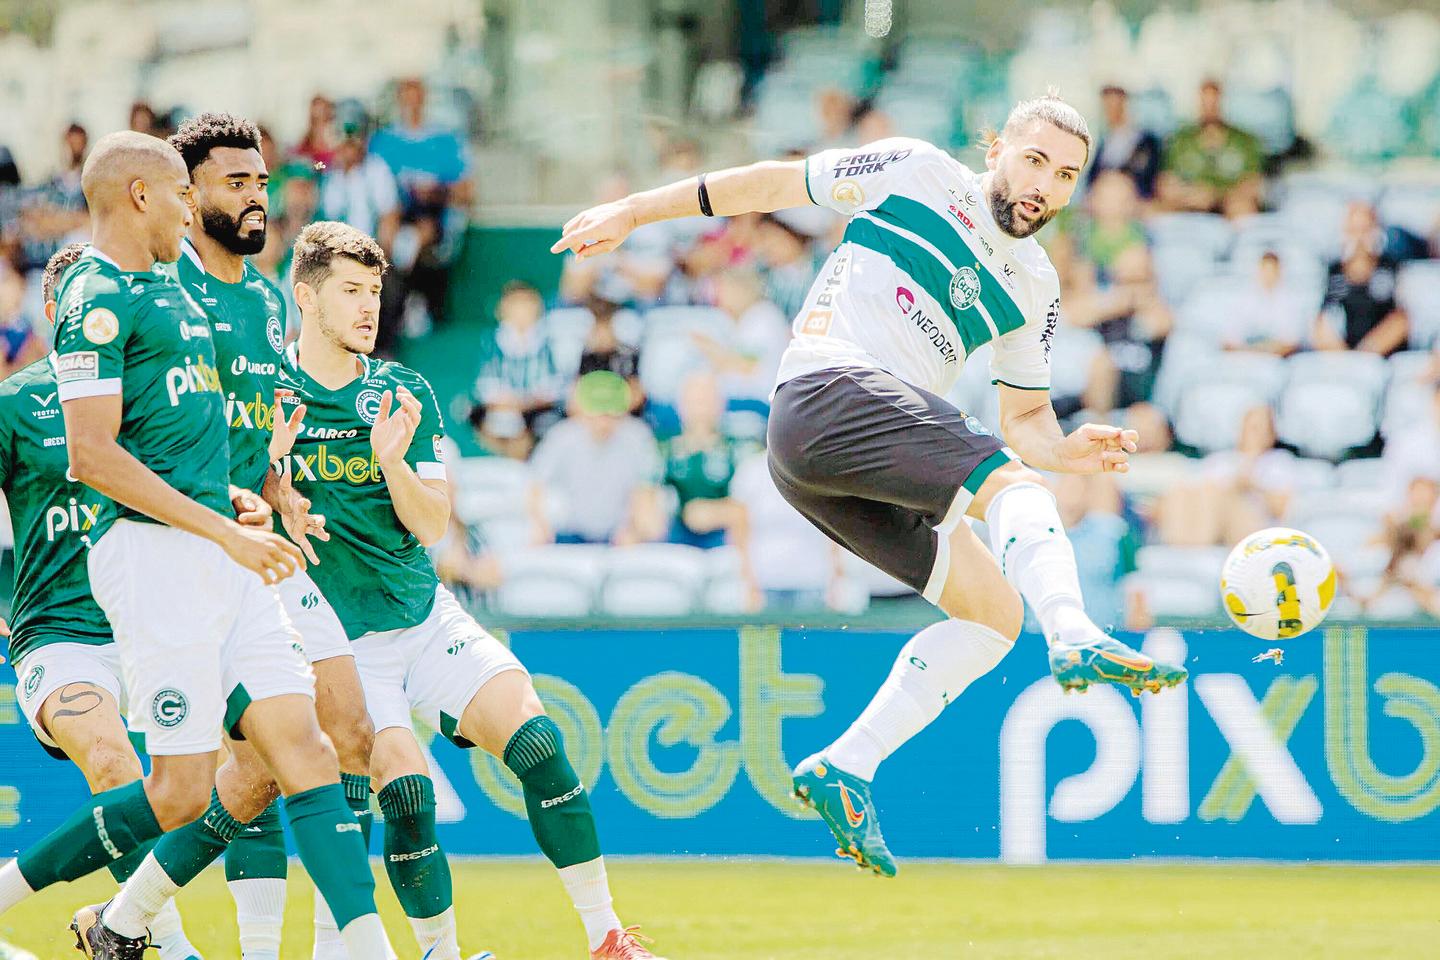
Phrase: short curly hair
[
  {"left": 292, "top": 221, "right": 390, "bottom": 290},
  {"left": 167, "top": 111, "right": 262, "bottom": 173},
  {"left": 42, "top": 242, "right": 89, "bottom": 305}
]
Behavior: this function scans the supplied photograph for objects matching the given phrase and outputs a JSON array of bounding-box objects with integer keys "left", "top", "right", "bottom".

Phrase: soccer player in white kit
[{"left": 552, "top": 94, "right": 1187, "bottom": 876}]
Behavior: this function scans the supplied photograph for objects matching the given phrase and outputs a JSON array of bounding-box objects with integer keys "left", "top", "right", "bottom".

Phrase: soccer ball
[{"left": 1220, "top": 527, "right": 1337, "bottom": 641}]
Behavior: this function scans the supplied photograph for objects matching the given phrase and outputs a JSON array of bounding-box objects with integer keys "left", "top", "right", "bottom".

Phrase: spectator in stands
[
  {"left": 14, "top": 123, "right": 89, "bottom": 273},
  {"left": 1051, "top": 473, "right": 1132, "bottom": 631},
  {"left": 813, "top": 87, "right": 857, "bottom": 149},
  {"left": 1157, "top": 79, "right": 1263, "bottom": 218},
  {"left": 1312, "top": 245, "right": 1409, "bottom": 355},
  {"left": 319, "top": 132, "right": 401, "bottom": 253},
  {"left": 1065, "top": 243, "right": 1172, "bottom": 413},
  {"left": 1359, "top": 475, "right": 1440, "bottom": 618},
  {"left": 1074, "top": 170, "right": 1147, "bottom": 278},
  {"left": 0, "top": 261, "right": 44, "bottom": 378},
  {"left": 1340, "top": 200, "right": 1428, "bottom": 265},
  {"left": 128, "top": 101, "right": 160, "bottom": 137},
  {"left": 1222, "top": 251, "right": 1308, "bottom": 356},
  {"left": 0, "top": 143, "right": 18, "bottom": 187},
  {"left": 471, "top": 280, "right": 565, "bottom": 457},
  {"left": 294, "top": 94, "right": 341, "bottom": 170},
  {"left": 662, "top": 371, "right": 741, "bottom": 549},
  {"left": 370, "top": 77, "right": 471, "bottom": 218},
  {"left": 1087, "top": 85, "right": 1162, "bottom": 200},
  {"left": 576, "top": 292, "right": 644, "bottom": 411},
  {"left": 697, "top": 267, "right": 789, "bottom": 409},
  {"left": 752, "top": 212, "right": 820, "bottom": 319},
  {"left": 1155, "top": 405, "right": 1294, "bottom": 546},
  {"left": 730, "top": 448, "right": 849, "bottom": 612},
  {"left": 1384, "top": 382, "right": 1440, "bottom": 496},
  {"left": 528, "top": 371, "right": 666, "bottom": 545}
]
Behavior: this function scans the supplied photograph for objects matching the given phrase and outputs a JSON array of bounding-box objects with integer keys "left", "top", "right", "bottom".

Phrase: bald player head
[{"left": 80, "top": 130, "right": 194, "bottom": 266}]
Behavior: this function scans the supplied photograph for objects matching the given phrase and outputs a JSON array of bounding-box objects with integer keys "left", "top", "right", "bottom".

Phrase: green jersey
[
  {"left": 176, "top": 240, "right": 287, "bottom": 494},
  {"left": 0, "top": 359, "right": 112, "bottom": 664},
  {"left": 53, "top": 249, "right": 231, "bottom": 532},
  {"left": 276, "top": 348, "right": 447, "bottom": 639}
]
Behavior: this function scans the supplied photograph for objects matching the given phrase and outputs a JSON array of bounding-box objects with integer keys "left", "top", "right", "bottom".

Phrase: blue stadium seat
[
  {"left": 1396, "top": 260, "right": 1440, "bottom": 349},
  {"left": 1284, "top": 351, "right": 1389, "bottom": 404},
  {"left": 1146, "top": 213, "right": 1234, "bottom": 260},
  {"left": 1223, "top": 86, "right": 1296, "bottom": 154}
]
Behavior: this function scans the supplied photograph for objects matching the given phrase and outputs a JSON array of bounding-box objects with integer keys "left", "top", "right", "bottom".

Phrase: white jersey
[{"left": 775, "top": 137, "right": 1061, "bottom": 397}]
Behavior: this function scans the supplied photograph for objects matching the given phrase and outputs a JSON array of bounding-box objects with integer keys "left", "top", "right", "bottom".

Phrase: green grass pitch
[{"left": 1, "top": 860, "right": 1435, "bottom": 959}]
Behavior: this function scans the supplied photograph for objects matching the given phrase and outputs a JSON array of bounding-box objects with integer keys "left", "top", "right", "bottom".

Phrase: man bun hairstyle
[
  {"left": 167, "top": 111, "right": 262, "bottom": 173},
  {"left": 292, "top": 220, "right": 389, "bottom": 290},
  {"left": 981, "top": 89, "right": 1092, "bottom": 158}
]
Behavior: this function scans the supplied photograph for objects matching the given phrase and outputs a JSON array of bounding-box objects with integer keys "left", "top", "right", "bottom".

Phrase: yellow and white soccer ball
[{"left": 1220, "top": 527, "right": 1337, "bottom": 641}]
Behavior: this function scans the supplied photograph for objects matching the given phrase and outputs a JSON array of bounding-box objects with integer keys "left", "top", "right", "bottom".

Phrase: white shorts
[
  {"left": 352, "top": 585, "right": 526, "bottom": 747},
  {"left": 14, "top": 642, "right": 126, "bottom": 755},
  {"left": 88, "top": 519, "right": 316, "bottom": 756},
  {"left": 277, "top": 568, "right": 352, "bottom": 664}
]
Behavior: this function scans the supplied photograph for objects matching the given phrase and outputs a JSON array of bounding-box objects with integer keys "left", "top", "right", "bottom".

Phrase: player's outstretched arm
[
  {"left": 550, "top": 159, "right": 810, "bottom": 260},
  {"left": 996, "top": 384, "right": 1138, "bottom": 475},
  {"left": 64, "top": 394, "right": 305, "bottom": 584}
]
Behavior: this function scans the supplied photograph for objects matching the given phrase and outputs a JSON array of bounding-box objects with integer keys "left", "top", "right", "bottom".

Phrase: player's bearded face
[
  {"left": 200, "top": 199, "right": 267, "bottom": 255},
  {"left": 987, "top": 167, "right": 1056, "bottom": 240},
  {"left": 314, "top": 267, "right": 382, "bottom": 355}
]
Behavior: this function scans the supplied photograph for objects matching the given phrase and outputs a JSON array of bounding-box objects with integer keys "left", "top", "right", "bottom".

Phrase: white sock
[
  {"left": 148, "top": 899, "right": 198, "bottom": 960},
  {"left": 340, "top": 914, "right": 394, "bottom": 960},
  {"left": 103, "top": 852, "right": 180, "bottom": 939},
  {"left": 312, "top": 889, "right": 346, "bottom": 960},
  {"left": 984, "top": 481, "right": 1094, "bottom": 645},
  {"left": 557, "top": 857, "right": 621, "bottom": 951},
  {"left": 0, "top": 861, "right": 36, "bottom": 916},
  {"left": 410, "top": 906, "right": 460, "bottom": 960},
  {"left": 228, "top": 877, "right": 286, "bottom": 959},
  {"left": 826, "top": 618, "right": 1014, "bottom": 780}
]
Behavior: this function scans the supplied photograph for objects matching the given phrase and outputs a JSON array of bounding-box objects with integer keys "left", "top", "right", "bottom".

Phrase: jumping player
[{"left": 550, "top": 93, "right": 1187, "bottom": 877}]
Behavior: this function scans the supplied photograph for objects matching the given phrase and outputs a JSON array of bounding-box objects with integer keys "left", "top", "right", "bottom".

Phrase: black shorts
[{"left": 767, "top": 368, "right": 1014, "bottom": 602}]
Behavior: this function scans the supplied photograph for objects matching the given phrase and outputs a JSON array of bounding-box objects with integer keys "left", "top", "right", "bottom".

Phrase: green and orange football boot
[
  {"left": 1049, "top": 628, "right": 1187, "bottom": 696},
  {"left": 791, "top": 754, "right": 897, "bottom": 877}
]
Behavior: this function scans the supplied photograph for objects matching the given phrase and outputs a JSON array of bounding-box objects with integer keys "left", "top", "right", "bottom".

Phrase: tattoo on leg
[{"left": 51, "top": 684, "right": 104, "bottom": 721}]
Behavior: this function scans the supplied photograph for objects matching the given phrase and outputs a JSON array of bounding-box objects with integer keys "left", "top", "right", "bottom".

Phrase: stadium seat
[
  {"left": 1361, "top": 584, "right": 1424, "bottom": 621},
  {"left": 1387, "top": 348, "right": 1436, "bottom": 384},
  {"left": 1175, "top": 276, "right": 1251, "bottom": 343},
  {"left": 1284, "top": 351, "right": 1390, "bottom": 404},
  {"left": 1286, "top": 457, "right": 1337, "bottom": 492},
  {"left": 1145, "top": 213, "right": 1234, "bottom": 261},
  {"left": 1222, "top": 87, "right": 1296, "bottom": 154},
  {"left": 1151, "top": 334, "right": 1222, "bottom": 416},
  {"left": 1396, "top": 260, "right": 1440, "bottom": 349},
  {"left": 873, "top": 84, "right": 958, "bottom": 146},
  {"left": 1335, "top": 456, "right": 1391, "bottom": 491},
  {"left": 1381, "top": 380, "right": 1431, "bottom": 440},
  {"left": 1275, "top": 380, "right": 1379, "bottom": 460},
  {"left": 638, "top": 310, "right": 732, "bottom": 405},
  {"left": 1152, "top": 244, "right": 1218, "bottom": 307},
  {"left": 598, "top": 544, "right": 709, "bottom": 617},
  {"left": 700, "top": 546, "right": 749, "bottom": 615},
  {"left": 1136, "top": 545, "right": 1227, "bottom": 582},
  {"left": 1377, "top": 181, "right": 1440, "bottom": 241},
  {"left": 493, "top": 546, "right": 606, "bottom": 618},
  {"left": 543, "top": 307, "right": 595, "bottom": 375},
  {"left": 452, "top": 456, "right": 532, "bottom": 526},
  {"left": 1173, "top": 380, "right": 1268, "bottom": 454},
  {"left": 1326, "top": 84, "right": 1411, "bottom": 163},
  {"left": 1335, "top": 545, "right": 1391, "bottom": 581}
]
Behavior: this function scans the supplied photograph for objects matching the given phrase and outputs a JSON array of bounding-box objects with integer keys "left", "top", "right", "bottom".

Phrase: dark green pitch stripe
[
  {"left": 842, "top": 218, "right": 989, "bottom": 353},
  {"left": 874, "top": 195, "right": 1027, "bottom": 335}
]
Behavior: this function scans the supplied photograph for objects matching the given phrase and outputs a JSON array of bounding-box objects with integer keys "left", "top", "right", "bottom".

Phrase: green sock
[
  {"left": 377, "top": 775, "right": 451, "bottom": 919},
  {"left": 15, "top": 780, "right": 162, "bottom": 890},
  {"left": 284, "top": 783, "right": 377, "bottom": 930},
  {"left": 342, "top": 772, "right": 374, "bottom": 850},
  {"left": 107, "top": 839, "right": 157, "bottom": 884},
  {"left": 224, "top": 800, "right": 288, "bottom": 882},
  {"left": 152, "top": 790, "right": 244, "bottom": 888},
  {"left": 504, "top": 716, "right": 601, "bottom": 868}
]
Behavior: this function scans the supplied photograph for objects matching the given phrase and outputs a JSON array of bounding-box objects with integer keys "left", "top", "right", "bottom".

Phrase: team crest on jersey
[
  {"left": 830, "top": 180, "right": 865, "bottom": 208},
  {"left": 266, "top": 315, "right": 284, "bottom": 353},
  {"left": 82, "top": 308, "right": 119, "bottom": 345},
  {"left": 949, "top": 267, "right": 981, "bottom": 311},
  {"left": 23, "top": 665, "right": 44, "bottom": 700},
  {"left": 355, "top": 388, "right": 385, "bottom": 425},
  {"left": 152, "top": 688, "right": 189, "bottom": 728}
]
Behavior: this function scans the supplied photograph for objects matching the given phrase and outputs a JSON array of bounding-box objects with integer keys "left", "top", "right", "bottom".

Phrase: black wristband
[{"left": 697, "top": 173, "right": 715, "bottom": 217}]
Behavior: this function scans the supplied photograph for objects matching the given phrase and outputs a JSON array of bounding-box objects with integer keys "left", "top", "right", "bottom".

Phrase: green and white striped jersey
[{"left": 779, "top": 137, "right": 1061, "bottom": 397}]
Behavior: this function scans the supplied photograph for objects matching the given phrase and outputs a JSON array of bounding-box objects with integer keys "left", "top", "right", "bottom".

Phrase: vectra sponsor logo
[
  {"left": 164, "top": 357, "right": 222, "bottom": 407},
  {"left": 895, "top": 287, "right": 958, "bottom": 365},
  {"left": 830, "top": 148, "right": 912, "bottom": 178}
]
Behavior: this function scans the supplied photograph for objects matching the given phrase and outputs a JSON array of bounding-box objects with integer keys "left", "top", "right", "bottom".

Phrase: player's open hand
[
  {"left": 1055, "top": 423, "right": 1139, "bottom": 474},
  {"left": 221, "top": 523, "right": 306, "bottom": 584},
  {"left": 276, "top": 471, "right": 329, "bottom": 566},
  {"left": 370, "top": 388, "right": 420, "bottom": 469},
  {"left": 270, "top": 390, "right": 306, "bottom": 461},
  {"left": 549, "top": 201, "right": 637, "bottom": 260},
  {"left": 231, "top": 485, "right": 274, "bottom": 529}
]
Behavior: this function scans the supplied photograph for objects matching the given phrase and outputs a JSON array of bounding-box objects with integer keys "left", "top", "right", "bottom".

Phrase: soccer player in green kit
[
  {"left": 34, "top": 130, "right": 389, "bottom": 960},
  {"left": 0, "top": 244, "right": 198, "bottom": 960},
  {"left": 93, "top": 111, "right": 390, "bottom": 960},
  {"left": 276, "top": 220, "right": 666, "bottom": 960}
]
